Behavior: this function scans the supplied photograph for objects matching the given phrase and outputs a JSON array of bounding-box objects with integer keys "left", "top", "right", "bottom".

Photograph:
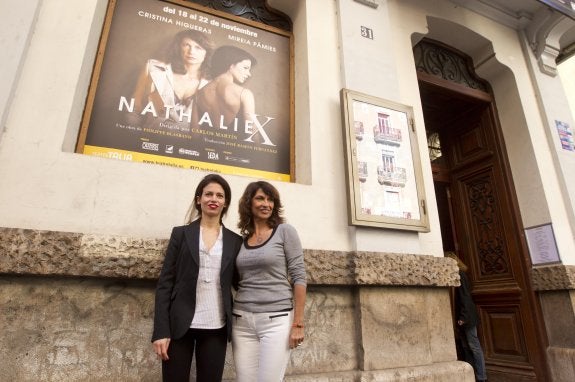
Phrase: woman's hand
[
  {"left": 153, "top": 338, "right": 171, "bottom": 360},
  {"left": 289, "top": 325, "right": 305, "bottom": 349}
]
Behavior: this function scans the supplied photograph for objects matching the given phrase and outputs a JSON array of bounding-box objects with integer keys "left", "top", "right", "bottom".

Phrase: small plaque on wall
[{"left": 525, "top": 223, "right": 561, "bottom": 265}]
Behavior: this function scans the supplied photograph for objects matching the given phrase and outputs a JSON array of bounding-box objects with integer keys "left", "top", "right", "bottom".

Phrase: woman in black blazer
[{"left": 152, "top": 174, "right": 243, "bottom": 381}]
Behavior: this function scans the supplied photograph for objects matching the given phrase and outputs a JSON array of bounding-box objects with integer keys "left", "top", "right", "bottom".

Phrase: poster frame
[
  {"left": 75, "top": 0, "right": 295, "bottom": 181},
  {"left": 340, "top": 88, "right": 429, "bottom": 232}
]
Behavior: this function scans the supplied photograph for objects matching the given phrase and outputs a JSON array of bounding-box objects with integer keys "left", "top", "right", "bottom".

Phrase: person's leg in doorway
[{"left": 464, "top": 325, "right": 487, "bottom": 381}]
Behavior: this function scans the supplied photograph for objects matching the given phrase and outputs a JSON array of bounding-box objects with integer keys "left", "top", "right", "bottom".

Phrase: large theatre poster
[{"left": 77, "top": 0, "right": 293, "bottom": 181}]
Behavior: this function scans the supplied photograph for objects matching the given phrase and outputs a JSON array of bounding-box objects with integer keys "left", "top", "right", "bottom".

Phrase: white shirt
[{"left": 190, "top": 226, "right": 225, "bottom": 329}]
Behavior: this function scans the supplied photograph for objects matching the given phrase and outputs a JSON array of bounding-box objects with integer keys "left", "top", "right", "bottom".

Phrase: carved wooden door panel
[{"left": 443, "top": 103, "right": 549, "bottom": 382}]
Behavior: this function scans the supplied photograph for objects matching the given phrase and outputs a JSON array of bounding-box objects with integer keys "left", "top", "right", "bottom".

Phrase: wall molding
[
  {"left": 0, "top": 227, "right": 460, "bottom": 287},
  {"left": 531, "top": 263, "right": 575, "bottom": 291}
]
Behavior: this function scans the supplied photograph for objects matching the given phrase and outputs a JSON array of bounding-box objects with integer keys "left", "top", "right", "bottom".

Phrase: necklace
[{"left": 254, "top": 228, "right": 271, "bottom": 244}]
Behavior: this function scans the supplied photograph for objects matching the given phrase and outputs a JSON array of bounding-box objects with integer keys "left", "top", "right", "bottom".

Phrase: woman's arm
[
  {"left": 282, "top": 224, "right": 307, "bottom": 349},
  {"left": 289, "top": 283, "right": 306, "bottom": 349},
  {"left": 151, "top": 227, "right": 182, "bottom": 359}
]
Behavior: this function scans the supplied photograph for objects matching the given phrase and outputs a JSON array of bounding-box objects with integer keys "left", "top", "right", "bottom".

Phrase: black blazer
[{"left": 152, "top": 220, "right": 243, "bottom": 342}]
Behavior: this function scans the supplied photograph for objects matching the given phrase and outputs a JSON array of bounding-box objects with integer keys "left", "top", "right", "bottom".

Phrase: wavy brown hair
[{"left": 237, "top": 181, "right": 284, "bottom": 237}]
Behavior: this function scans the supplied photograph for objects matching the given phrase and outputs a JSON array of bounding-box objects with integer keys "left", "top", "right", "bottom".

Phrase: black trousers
[{"left": 162, "top": 326, "right": 228, "bottom": 382}]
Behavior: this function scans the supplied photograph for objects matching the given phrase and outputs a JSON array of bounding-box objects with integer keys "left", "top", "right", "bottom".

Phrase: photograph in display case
[{"left": 340, "top": 89, "right": 429, "bottom": 231}]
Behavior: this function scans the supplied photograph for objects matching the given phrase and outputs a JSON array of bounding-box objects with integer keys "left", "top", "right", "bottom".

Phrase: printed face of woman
[
  {"left": 197, "top": 182, "right": 226, "bottom": 219},
  {"left": 250, "top": 188, "right": 274, "bottom": 221},
  {"left": 230, "top": 59, "right": 252, "bottom": 84},
  {"left": 180, "top": 37, "right": 207, "bottom": 66}
]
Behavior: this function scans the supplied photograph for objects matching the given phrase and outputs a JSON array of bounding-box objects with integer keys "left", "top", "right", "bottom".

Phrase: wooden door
[{"left": 418, "top": 74, "right": 549, "bottom": 381}]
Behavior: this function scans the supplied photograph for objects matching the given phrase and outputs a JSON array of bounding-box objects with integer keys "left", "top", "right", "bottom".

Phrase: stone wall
[
  {"left": 0, "top": 227, "right": 474, "bottom": 381},
  {"left": 0, "top": 228, "right": 459, "bottom": 286},
  {"left": 531, "top": 264, "right": 575, "bottom": 291},
  {"left": 1, "top": 277, "right": 158, "bottom": 382}
]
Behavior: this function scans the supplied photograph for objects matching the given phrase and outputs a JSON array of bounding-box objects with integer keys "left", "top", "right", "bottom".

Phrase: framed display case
[{"left": 340, "top": 89, "right": 429, "bottom": 231}]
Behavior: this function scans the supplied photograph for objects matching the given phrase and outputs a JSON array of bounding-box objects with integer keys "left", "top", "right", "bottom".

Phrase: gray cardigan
[{"left": 234, "top": 224, "right": 307, "bottom": 312}]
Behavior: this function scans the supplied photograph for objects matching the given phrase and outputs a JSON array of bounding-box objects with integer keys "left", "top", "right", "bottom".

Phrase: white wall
[
  {"left": 519, "top": 32, "right": 575, "bottom": 265},
  {"left": 2, "top": 0, "right": 573, "bottom": 262},
  {"left": 0, "top": 0, "right": 354, "bottom": 252},
  {"left": 335, "top": 0, "right": 438, "bottom": 255},
  {"left": 386, "top": 0, "right": 575, "bottom": 264},
  {"left": 559, "top": 56, "right": 575, "bottom": 120},
  {"left": 0, "top": 0, "right": 41, "bottom": 139}
]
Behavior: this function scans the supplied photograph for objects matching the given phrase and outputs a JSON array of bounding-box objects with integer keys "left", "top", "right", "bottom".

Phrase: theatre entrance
[{"left": 414, "top": 39, "right": 549, "bottom": 381}]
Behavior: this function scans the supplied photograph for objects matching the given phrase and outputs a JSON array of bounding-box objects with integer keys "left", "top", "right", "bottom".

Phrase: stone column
[{"left": 532, "top": 265, "right": 575, "bottom": 382}]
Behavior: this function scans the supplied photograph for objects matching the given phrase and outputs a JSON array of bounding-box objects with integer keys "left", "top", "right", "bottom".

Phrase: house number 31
[{"left": 361, "top": 26, "right": 374, "bottom": 39}]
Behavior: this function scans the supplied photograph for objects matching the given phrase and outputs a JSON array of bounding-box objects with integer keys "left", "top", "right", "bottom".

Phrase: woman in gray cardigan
[{"left": 232, "top": 181, "right": 307, "bottom": 382}]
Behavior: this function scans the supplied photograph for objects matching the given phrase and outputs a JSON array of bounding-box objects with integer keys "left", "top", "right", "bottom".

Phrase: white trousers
[{"left": 232, "top": 309, "right": 292, "bottom": 382}]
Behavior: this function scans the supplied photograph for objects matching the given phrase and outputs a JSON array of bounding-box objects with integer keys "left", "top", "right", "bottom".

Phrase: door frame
[{"left": 415, "top": 38, "right": 550, "bottom": 381}]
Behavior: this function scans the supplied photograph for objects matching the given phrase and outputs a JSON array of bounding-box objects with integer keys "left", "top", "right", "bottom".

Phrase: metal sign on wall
[{"left": 76, "top": 0, "right": 294, "bottom": 181}]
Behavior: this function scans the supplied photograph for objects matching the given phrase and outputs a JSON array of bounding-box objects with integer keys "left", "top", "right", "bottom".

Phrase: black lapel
[
  {"left": 183, "top": 220, "right": 200, "bottom": 266},
  {"left": 220, "top": 227, "right": 235, "bottom": 275}
]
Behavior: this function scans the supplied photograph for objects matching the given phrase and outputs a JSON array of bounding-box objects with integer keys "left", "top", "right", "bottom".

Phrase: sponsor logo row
[
  {"left": 141, "top": 141, "right": 199, "bottom": 157},
  {"left": 141, "top": 141, "right": 250, "bottom": 164}
]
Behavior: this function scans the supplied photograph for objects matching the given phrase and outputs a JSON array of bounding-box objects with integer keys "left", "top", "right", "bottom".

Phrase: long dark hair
[
  {"left": 209, "top": 45, "right": 257, "bottom": 78},
  {"left": 185, "top": 174, "right": 232, "bottom": 224},
  {"left": 237, "top": 181, "right": 284, "bottom": 237},
  {"left": 168, "top": 30, "right": 214, "bottom": 78}
]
